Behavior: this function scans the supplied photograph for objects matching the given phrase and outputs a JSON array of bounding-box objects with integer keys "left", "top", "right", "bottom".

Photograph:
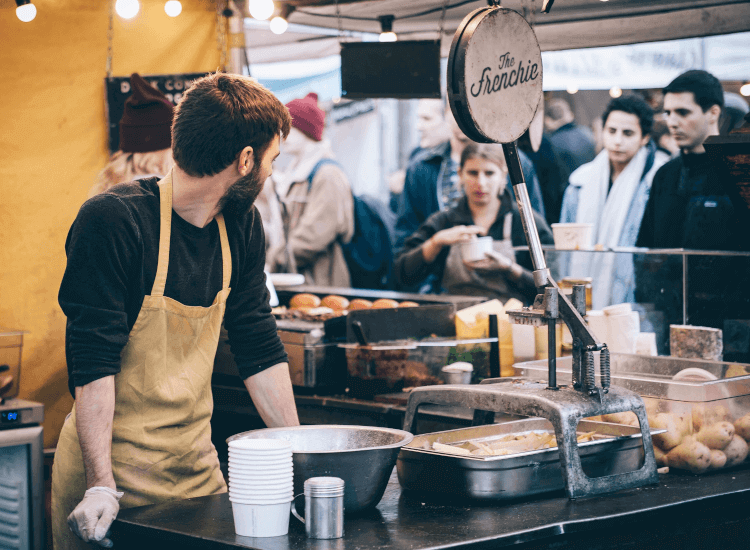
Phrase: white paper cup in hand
[
  {"left": 551, "top": 223, "right": 594, "bottom": 250},
  {"left": 460, "top": 236, "right": 493, "bottom": 262},
  {"left": 231, "top": 501, "right": 293, "bottom": 537}
]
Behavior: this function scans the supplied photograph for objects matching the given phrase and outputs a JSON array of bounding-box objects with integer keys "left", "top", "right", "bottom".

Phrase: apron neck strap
[
  {"left": 155, "top": 172, "right": 233, "bottom": 297},
  {"left": 154, "top": 172, "right": 174, "bottom": 297}
]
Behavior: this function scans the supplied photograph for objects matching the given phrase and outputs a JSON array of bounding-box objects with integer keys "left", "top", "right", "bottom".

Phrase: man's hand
[{"left": 67, "top": 486, "right": 124, "bottom": 548}]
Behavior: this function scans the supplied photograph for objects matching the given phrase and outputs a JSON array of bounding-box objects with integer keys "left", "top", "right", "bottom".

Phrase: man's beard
[{"left": 217, "top": 161, "right": 264, "bottom": 218}]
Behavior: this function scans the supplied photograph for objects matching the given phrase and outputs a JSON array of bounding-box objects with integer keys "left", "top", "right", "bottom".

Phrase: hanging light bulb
[
  {"left": 609, "top": 86, "right": 623, "bottom": 99},
  {"left": 165, "top": 0, "right": 182, "bottom": 17},
  {"left": 115, "top": 0, "right": 140, "bottom": 19},
  {"left": 378, "top": 15, "right": 397, "bottom": 42},
  {"left": 269, "top": 16, "right": 288, "bottom": 34},
  {"left": 567, "top": 85, "right": 579, "bottom": 95},
  {"left": 740, "top": 83, "right": 750, "bottom": 97},
  {"left": 269, "top": 4, "right": 294, "bottom": 35},
  {"left": 249, "top": 0, "right": 275, "bottom": 21},
  {"left": 15, "top": 0, "right": 37, "bottom": 22}
]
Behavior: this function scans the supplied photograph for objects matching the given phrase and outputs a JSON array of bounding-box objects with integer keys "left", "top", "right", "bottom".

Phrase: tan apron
[
  {"left": 443, "top": 212, "right": 522, "bottom": 300},
  {"left": 52, "top": 173, "right": 230, "bottom": 550}
]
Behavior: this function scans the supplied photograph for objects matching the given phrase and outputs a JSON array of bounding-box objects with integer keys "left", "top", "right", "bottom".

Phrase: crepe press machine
[{"left": 403, "top": 3, "right": 658, "bottom": 499}]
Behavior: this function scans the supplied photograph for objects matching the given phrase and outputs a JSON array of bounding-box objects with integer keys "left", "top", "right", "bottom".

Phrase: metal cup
[{"left": 291, "top": 477, "right": 344, "bottom": 539}]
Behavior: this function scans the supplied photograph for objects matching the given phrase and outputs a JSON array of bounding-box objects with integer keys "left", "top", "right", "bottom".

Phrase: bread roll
[
  {"left": 398, "top": 301, "right": 420, "bottom": 308},
  {"left": 347, "top": 299, "right": 373, "bottom": 310},
  {"left": 371, "top": 299, "right": 400, "bottom": 309},
  {"left": 321, "top": 295, "right": 349, "bottom": 310},
  {"left": 290, "top": 293, "right": 321, "bottom": 309}
]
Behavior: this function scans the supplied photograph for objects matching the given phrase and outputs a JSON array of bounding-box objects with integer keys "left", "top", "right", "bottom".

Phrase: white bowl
[
  {"left": 229, "top": 454, "right": 293, "bottom": 466},
  {"left": 229, "top": 476, "right": 294, "bottom": 491},
  {"left": 459, "top": 236, "right": 493, "bottom": 262},
  {"left": 229, "top": 439, "right": 293, "bottom": 452},
  {"left": 229, "top": 469, "right": 292, "bottom": 477},
  {"left": 231, "top": 501, "right": 292, "bottom": 537},
  {"left": 229, "top": 487, "right": 294, "bottom": 497},
  {"left": 229, "top": 491, "right": 294, "bottom": 502},
  {"left": 228, "top": 467, "right": 293, "bottom": 476},
  {"left": 551, "top": 223, "right": 594, "bottom": 250}
]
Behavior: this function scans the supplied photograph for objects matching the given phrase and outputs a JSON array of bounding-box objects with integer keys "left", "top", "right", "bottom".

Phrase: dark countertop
[{"left": 112, "top": 466, "right": 750, "bottom": 550}]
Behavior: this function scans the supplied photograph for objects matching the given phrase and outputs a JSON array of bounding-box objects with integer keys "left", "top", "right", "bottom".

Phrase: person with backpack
[
  {"left": 267, "top": 93, "right": 355, "bottom": 287},
  {"left": 394, "top": 143, "right": 553, "bottom": 303}
]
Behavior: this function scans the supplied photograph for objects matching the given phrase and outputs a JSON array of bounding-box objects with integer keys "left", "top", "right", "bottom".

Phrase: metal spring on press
[
  {"left": 600, "top": 346, "right": 611, "bottom": 393},
  {"left": 585, "top": 351, "right": 595, "bottom": 393}
]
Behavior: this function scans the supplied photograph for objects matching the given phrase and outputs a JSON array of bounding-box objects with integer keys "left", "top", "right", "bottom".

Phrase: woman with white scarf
[{"left": 559, "top": 95, "right": 670, "bottom": 309}]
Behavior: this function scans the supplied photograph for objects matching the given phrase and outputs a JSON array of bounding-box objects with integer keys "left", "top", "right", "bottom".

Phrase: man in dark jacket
[{"left": 635, "top": 70, "right": 749, "bottom": 347}]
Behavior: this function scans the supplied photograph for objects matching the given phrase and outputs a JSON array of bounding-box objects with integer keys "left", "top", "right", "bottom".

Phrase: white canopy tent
[{"left": 243, "top": 0, "right": 750, "bottom": 64}]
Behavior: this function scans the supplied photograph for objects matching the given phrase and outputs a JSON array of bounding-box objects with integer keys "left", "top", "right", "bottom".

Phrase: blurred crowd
[{"left": 94, "top": 70, "right": 749, "bottom": 310}]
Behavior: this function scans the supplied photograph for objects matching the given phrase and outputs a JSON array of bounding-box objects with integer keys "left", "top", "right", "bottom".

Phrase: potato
[
  {"left": 708, "top": 450, "right": 727, "bottom": 470},
  {"left": 320, "top": 295, "right": 349, "bottom": 310},
  {"left": 398, "top": 301, "right": 420, "bottom": 308},
  {"left": 653, "top": 444, "right": 668, "bottom": 467},
  {"left": 695, "top": 421, "right": 734, "bottom": 450},
  {"left": 692, "top": 404, "right": 732, "bottom": 432},
  {"left": 723, "top": 435, "right": 749, "bottom": 467},
  {"left": 290, "top": 293, "right": 321, "bottom": 309},
  {"left": 602, "top": 412, "right": 639, "bottom": 427},
  {"left": 666, "top": 436, "right": 711, "bottom": 474},
  {"left": 734, "top": 413, "right": 750, "bottom": 441},
  {"left": 347, "top": 299, "right": 373, "bottom": 310},
  {"left": 371, "top": 298, "right": 400, "bottom": 309},
  {"left": 650, "top": 413, "right": 685, "bottom": 451}
]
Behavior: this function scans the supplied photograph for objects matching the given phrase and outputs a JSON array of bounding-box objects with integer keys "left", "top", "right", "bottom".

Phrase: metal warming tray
[{"left": 397, "top": 418, "right": 661, "bottom": 501}]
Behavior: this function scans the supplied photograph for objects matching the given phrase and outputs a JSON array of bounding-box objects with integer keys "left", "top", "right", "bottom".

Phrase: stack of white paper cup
[
  {"left": 603, "top": 304, "right": 640, "bottom": 354},
  {"left": 227, "top": 438, "right": 294, "bottom": 537}
]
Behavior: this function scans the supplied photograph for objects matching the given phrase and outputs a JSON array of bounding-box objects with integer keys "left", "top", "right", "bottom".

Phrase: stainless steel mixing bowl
[{"left": 227, "top": 425, "right": 413, "bottom": 513}]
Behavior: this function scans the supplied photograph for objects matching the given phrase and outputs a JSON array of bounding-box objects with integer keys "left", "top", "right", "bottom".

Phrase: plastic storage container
[
  {"left": 0, "top": 329, "right": 24, "bottom": 399},
  {"left": 514, "top": 354, "right": 750, "bottom": 474}
]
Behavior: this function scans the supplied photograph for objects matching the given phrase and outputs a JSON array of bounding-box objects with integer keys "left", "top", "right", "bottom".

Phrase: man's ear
[
  {"left": 237, "top": 146, "right": 255, "bottom": 176},
  {"left": 708, "top": 104, "right": 722, "bottom": 125}
]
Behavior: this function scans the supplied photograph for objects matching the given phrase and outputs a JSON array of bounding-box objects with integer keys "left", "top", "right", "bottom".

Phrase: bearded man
[{"left": 53, "top": 72, "right": 300, "bottom": 549}]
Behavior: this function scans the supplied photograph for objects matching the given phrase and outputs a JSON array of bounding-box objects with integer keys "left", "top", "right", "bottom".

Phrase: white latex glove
[{"left": 67, "top": 486, "right": 124, "bottom": 548}]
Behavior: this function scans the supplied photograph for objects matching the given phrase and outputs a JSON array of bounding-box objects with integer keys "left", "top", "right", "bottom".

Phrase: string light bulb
[
  {"left": 115, "top": 0, "right": 140, "bottom": 19},
  {"left": 609, "top": 86, "right": 623, "bottom": 98},
  {"left": 567, "top": 86, "right": 579, "bottom": 95},
  {"left": 378, "top": 15, "right": 397, "bottom": 42},
  {"left": 270, "top": 16, "right": 288, "bottom": 34},
  {"left": 165, "top": 1, "right": 182, "bottom": 17},
  {"left": 269, "top": 4, "right": 294, "bottom": 35},
  {"left": 740, "top": 83, "right": 750, "bottom": 97},
  {"left": 15, "top": 0, "right": 37, "bottom": 22},
  {"left": 249, "top": 0, "right": 275, "bottom": 21}
]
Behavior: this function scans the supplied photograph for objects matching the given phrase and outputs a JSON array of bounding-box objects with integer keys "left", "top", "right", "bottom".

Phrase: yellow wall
[{"left": 0, "top": 0, "right": 219, "bottom": 448}]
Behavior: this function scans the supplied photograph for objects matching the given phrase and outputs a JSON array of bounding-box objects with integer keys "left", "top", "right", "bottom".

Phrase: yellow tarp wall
[{"left": 0, "top": 0, "right": 220, "bottom": 448}]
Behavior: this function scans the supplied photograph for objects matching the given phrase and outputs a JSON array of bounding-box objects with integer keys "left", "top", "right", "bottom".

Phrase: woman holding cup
[{"left": 394, "top": 143, "right": 553, "bottom": 303}]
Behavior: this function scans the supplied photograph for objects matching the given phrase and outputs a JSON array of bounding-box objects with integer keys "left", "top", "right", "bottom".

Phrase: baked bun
[
  {"left": 398, "top": 301, "right": 420, "bottom": 308},
  {"left": 371, "top": 298, "right": 400, "bottom": 309},
  {"left": 347, "top": 299, "right": 373, "bottom": 310},
  {"left": 321, "top": 295, "right": 349, "bottom": 310},
  {"left": 289, "top": 293, "right": 321, "bottom": 309}
]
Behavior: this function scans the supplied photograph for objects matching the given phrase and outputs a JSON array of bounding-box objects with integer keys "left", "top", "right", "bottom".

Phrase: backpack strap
[{"left": 307, "top": 158, "right": 342, "bottom": 193}]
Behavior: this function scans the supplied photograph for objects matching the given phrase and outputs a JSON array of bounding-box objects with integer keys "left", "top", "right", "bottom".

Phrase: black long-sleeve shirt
[{"left": 59, "top": 178, "right": 287, "bottom": 396}]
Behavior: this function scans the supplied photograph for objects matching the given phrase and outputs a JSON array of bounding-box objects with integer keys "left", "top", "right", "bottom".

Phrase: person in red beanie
[
  {"left": 267, "top": 92, "right": 355, "bottom": 287},
  {"left": 89, "top": 73, "right": 174, "bottom": 197}
]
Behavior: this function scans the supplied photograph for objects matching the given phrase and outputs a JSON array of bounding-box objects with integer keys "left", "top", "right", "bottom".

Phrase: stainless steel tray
[{"left": 397, "top": 418, "right": 662, "bottom": 501}]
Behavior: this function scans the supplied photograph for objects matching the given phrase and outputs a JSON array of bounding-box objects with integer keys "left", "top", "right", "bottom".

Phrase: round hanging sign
[{"left": 448, "top": 7, "right": 543, "bottom": 144}]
